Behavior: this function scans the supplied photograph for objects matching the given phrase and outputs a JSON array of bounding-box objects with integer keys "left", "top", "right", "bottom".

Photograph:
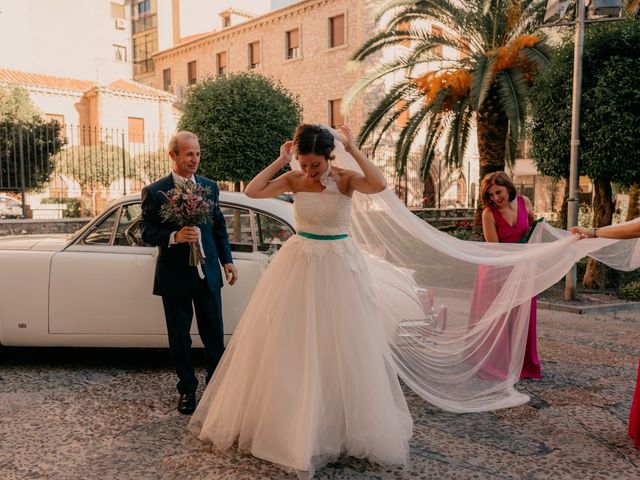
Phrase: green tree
[
  {"left": 348, "top": 0, "right": 549, "bottom": 191},
  {"left": 529, "top": 18, "right": 640, "bottom": 287},
  {"left": 0, "top": 84, "right": 42, "bottom": 122},
  {"left": 178, "top": 72, "right": 302, "bottom": 190},
  {"left": 0, "top": 84, "right": 64, "bottom": 192},
  {"left": 51, "top": 144, "right": 133, "bottom": 215}
]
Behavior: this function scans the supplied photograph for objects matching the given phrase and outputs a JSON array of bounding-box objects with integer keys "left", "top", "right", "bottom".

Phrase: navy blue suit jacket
[{"left": 140, "top": 174, "right": 233, "bottom": 297}]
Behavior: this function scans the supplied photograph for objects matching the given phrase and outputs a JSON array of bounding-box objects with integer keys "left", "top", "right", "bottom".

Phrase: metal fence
[
  {"left": 1, "top": 122, "right": 468, "bottom": 219},
  {"left": 0, "top": 123, "right": 172, "bottom": 218},
  {"left": 366, "top": 147, "right": 467, "bottom": 208}
]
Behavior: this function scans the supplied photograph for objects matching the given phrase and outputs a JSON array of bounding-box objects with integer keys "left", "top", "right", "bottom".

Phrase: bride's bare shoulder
[
  {"left": 330, "top": 166, "right": 353, "bottom": 178},
  {"left": 287, "top": 170, "right": 305, "bottom": 185}
]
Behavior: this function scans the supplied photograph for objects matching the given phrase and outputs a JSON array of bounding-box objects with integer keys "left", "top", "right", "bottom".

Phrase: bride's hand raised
[
  {"left": 338, "top": 125, "right": 356, "bottom": 151},
  {"left": 279, "top": 140, "right": 294, "bottom": 166}
]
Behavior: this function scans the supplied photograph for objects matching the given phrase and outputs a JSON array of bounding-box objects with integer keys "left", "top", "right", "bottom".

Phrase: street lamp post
[
  {"left": 565, "top": 0, "right": 586, "bottom": 300},
  {"left": 543, "top": 0, "right": 626, "bottom": 299}
]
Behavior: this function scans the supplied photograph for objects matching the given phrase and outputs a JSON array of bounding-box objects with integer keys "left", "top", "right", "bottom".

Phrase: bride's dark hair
[{"left": 292, "top": 124, "right": 335, "bottom": 161}]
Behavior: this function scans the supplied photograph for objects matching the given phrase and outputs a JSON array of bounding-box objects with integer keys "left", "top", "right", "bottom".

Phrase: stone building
[
  {"left": 152, "top": 0, "right": 384, "bottom": 134},
  {"left": 0, "top": 69, "right": 176, "bottom": 144},
  {"left": 130, "top": 0, "right": 298, "bottom": 85}
]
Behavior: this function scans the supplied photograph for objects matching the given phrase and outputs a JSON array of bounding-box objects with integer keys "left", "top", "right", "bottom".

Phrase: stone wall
[
  {"left": 0, "top": 218, "right": 90, "bottom": 237},
  {"left": 0, "top": 209, "right": 470, "bottom": 237}
]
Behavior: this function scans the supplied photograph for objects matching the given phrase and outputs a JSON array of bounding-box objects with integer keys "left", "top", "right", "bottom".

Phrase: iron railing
[
  {"left": 1, "top": 123, "right": 467, "bottom": 219},
  {"left": 0, "top": 123, "right": 172, "bottom": 218}
]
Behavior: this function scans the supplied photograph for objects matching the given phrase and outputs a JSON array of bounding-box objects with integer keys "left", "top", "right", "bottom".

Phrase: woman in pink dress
[{"left": 470, "top": 172, "right": 541, "bottom": 379}]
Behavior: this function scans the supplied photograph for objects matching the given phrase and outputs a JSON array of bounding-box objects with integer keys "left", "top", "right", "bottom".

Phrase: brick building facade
[{"left": 152, "top": 0, "right": 384, "bottom": 133}]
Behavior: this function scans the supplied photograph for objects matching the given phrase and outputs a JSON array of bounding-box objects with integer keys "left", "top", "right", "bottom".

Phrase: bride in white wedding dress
[
  {"left": 189, "top": 124, "right": 413, "bottom": 473},
  {"left": 189, "top": 123, "right": 640, "bottom": 475}
]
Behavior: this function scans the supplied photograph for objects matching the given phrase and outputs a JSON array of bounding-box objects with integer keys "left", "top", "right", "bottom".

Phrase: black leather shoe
[{"left": 178, "top": 392, "right": 196, "bottom": 415}]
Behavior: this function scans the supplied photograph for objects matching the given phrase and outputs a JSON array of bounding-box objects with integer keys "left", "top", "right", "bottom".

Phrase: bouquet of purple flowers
[{"left": 159, "top": 180, "right": 213, "bottom": 268}]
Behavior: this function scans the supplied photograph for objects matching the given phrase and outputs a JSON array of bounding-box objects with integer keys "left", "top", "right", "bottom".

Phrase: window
[
  {"left": 135, "top": 0, "right": 151, "bottom": 16},
  {"left": 256, "top": 213, "right": 294, "bottom": 253},
  {"left": 398, "top": 21, "right": 410, "bottom": 48},
  {"left": 329, "top": 99, "right": 344, "bottom": 128},
  {"left": 128, "top": 117, "right": 145, "bottom": 143},
  {"left": 431, "top": 25, "right": 443, "bottom": 57},
  {"left": 221, "top": 206, "right": 253, "bottom": 252},
  {"left": 187, "top": 61, "right": 197, "bottom": 85},
  {"left": 221, "top": 13, "right": 231, "bottom": 28},
  {"left": 162, "top": 68, "right": 171, "bottom": 92},
  {"left": 286, "top": 28, "right": 300, "bottom": 59},
  {"left": 132, "top": 14, "right": 156, "bottom": 33},
  {"left": 396, "top": 100, "right": 409, "bottom": 127},
  {"left": 83, "top": 209, "right": 118, "bottom": 245},
  {"left": 329, "top": 14, "right": 345, "bottom": 48},
  {"left": 216, "top": 52, "right": 227, "bottom": 75},
  {"left": 114, "top": 204, "right": 149, "bottom": 247},
  {"left": 132, "top": 32, "right": 157, "bottom": 75},
  {"left": 515, "top": 177, "right": 535, "bottom": 205},
  {"left": 249, "top": 41, "right": 261, "bottom": 69},
  {"left": 114, "top": 44, "right": 127, "bottom": 62}
]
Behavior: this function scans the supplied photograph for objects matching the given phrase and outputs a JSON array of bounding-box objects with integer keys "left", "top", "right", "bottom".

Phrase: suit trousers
[{"left": 161, "top": 279, "right": 224, "bottom": 394}]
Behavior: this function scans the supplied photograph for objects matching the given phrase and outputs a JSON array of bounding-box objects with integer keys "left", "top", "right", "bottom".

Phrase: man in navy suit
[{"left": 140, "top": 131, "right": 238, "bottom": 414}]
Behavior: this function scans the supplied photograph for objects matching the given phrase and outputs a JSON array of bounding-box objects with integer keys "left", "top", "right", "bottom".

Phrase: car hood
[{"left": 0, "top": 234, "right": 69, "bottom": 251}]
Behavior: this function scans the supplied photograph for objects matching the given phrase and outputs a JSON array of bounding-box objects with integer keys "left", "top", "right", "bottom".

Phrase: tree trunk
[
  {"left": 558, "top": 179, "right": 569, "bottom": 229},
  {"left": 422, "top": 173, "right": 436, "bottom": 208},
  {"left": 626, "top": 182, "right": 640, "bottom": 221},
  {"left": 473, "top": 87, "right": 509, "bottom": 228},
  {"left": 583, "top": 178, "right": 614, "bottom": 288}
]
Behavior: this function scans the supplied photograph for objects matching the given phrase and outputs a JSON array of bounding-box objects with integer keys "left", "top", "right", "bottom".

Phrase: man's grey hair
[{"left": 169, "top": 131, "right": 198, "bottom": 154}]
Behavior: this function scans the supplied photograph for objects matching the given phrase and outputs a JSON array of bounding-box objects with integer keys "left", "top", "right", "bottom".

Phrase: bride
[
  {"left": 189, "top": 123, "right": 640, "bottom": 473},
  {"left": 189, "top": 124, "right": 413, "bottom": 472}
]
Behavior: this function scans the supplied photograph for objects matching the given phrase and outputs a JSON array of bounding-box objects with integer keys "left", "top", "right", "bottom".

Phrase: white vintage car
[{"left": 0, "top": 192, "right": 296, "bottom": 348}]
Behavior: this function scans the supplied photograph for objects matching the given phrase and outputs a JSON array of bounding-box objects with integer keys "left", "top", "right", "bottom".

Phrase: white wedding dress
[{"left": 189, "top": 176, "right": 413, "bottom": 473}]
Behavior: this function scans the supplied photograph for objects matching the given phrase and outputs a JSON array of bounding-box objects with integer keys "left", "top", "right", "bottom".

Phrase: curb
[{"left": 537, "top": 300, "right": 640, "bottom": 314}]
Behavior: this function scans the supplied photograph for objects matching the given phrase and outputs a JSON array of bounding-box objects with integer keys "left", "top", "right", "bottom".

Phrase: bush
[
  {"left": 41, "top": 197, "right": 81, "bottom": 218},
  {"left": 179, "top": 72, "right": 302, "bottom": 185},
  {"left": 619, "top": 281, "right": 640, "bottom": 301}
]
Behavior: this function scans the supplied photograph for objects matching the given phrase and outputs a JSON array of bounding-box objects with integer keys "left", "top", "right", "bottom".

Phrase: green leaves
[
  {"left": 178, "top": 72, "right": 302, "bottom": 184},
  {"left": 352, "top": 0, "right": 549, "bottom": 180},
  {"left": 529, "top": 18, "right": 640, "bottom": 184}
]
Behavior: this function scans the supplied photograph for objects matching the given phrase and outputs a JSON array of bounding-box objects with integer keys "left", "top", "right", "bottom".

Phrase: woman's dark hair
[
  {"left": 480, "top": 171, "right": 517, "bottom": 207},
  {"left": 292, "top": 124, "right": 335, "bottom": 161}
]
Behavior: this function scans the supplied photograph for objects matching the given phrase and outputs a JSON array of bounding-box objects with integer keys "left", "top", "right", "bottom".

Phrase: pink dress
[{"left": 470, "top": 195, "right": 541, "bottom": 380}]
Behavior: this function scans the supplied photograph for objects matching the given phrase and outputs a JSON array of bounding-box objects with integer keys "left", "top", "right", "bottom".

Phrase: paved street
[{"left": 1, "top": 308, "right": 640, "bottom": 479}]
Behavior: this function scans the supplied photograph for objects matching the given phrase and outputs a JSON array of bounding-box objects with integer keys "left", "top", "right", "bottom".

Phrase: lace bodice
[{"left": 294, "top": 191, "right": 352, "bottom": 236}]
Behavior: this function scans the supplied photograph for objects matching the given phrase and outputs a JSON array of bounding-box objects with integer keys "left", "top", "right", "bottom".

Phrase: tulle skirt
[{"left": 189, "top": 235, "right": 413, "bottom": 473}]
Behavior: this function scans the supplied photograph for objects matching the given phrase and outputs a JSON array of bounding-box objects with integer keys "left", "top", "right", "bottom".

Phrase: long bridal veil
[{"left": 301, "top": 126, "right": 640, "bottom": 413}]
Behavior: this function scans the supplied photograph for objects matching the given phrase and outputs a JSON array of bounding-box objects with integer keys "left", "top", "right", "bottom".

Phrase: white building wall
[
  {"left": 98, "top": 91, "right": 176, "bottom": 139},
  {"left": 0, "top": 0, "right": 131, "bottom": 82},
  {"left": 25, "top": 90, "right": 86, "bottom": 127}
]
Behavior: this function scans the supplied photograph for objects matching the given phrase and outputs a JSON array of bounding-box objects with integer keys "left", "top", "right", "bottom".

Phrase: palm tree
[{"left": 347, "top": 0, "right": 550, "bottom": 190}]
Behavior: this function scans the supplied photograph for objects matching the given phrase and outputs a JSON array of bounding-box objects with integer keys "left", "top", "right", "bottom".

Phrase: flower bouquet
[{"left": 159, "top": 180, "right": 213, "bottom": 269}]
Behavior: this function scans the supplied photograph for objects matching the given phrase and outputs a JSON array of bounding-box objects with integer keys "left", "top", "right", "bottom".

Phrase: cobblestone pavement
[{"left": 1, "top": 308, "right": 640, "bottom": 480}]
